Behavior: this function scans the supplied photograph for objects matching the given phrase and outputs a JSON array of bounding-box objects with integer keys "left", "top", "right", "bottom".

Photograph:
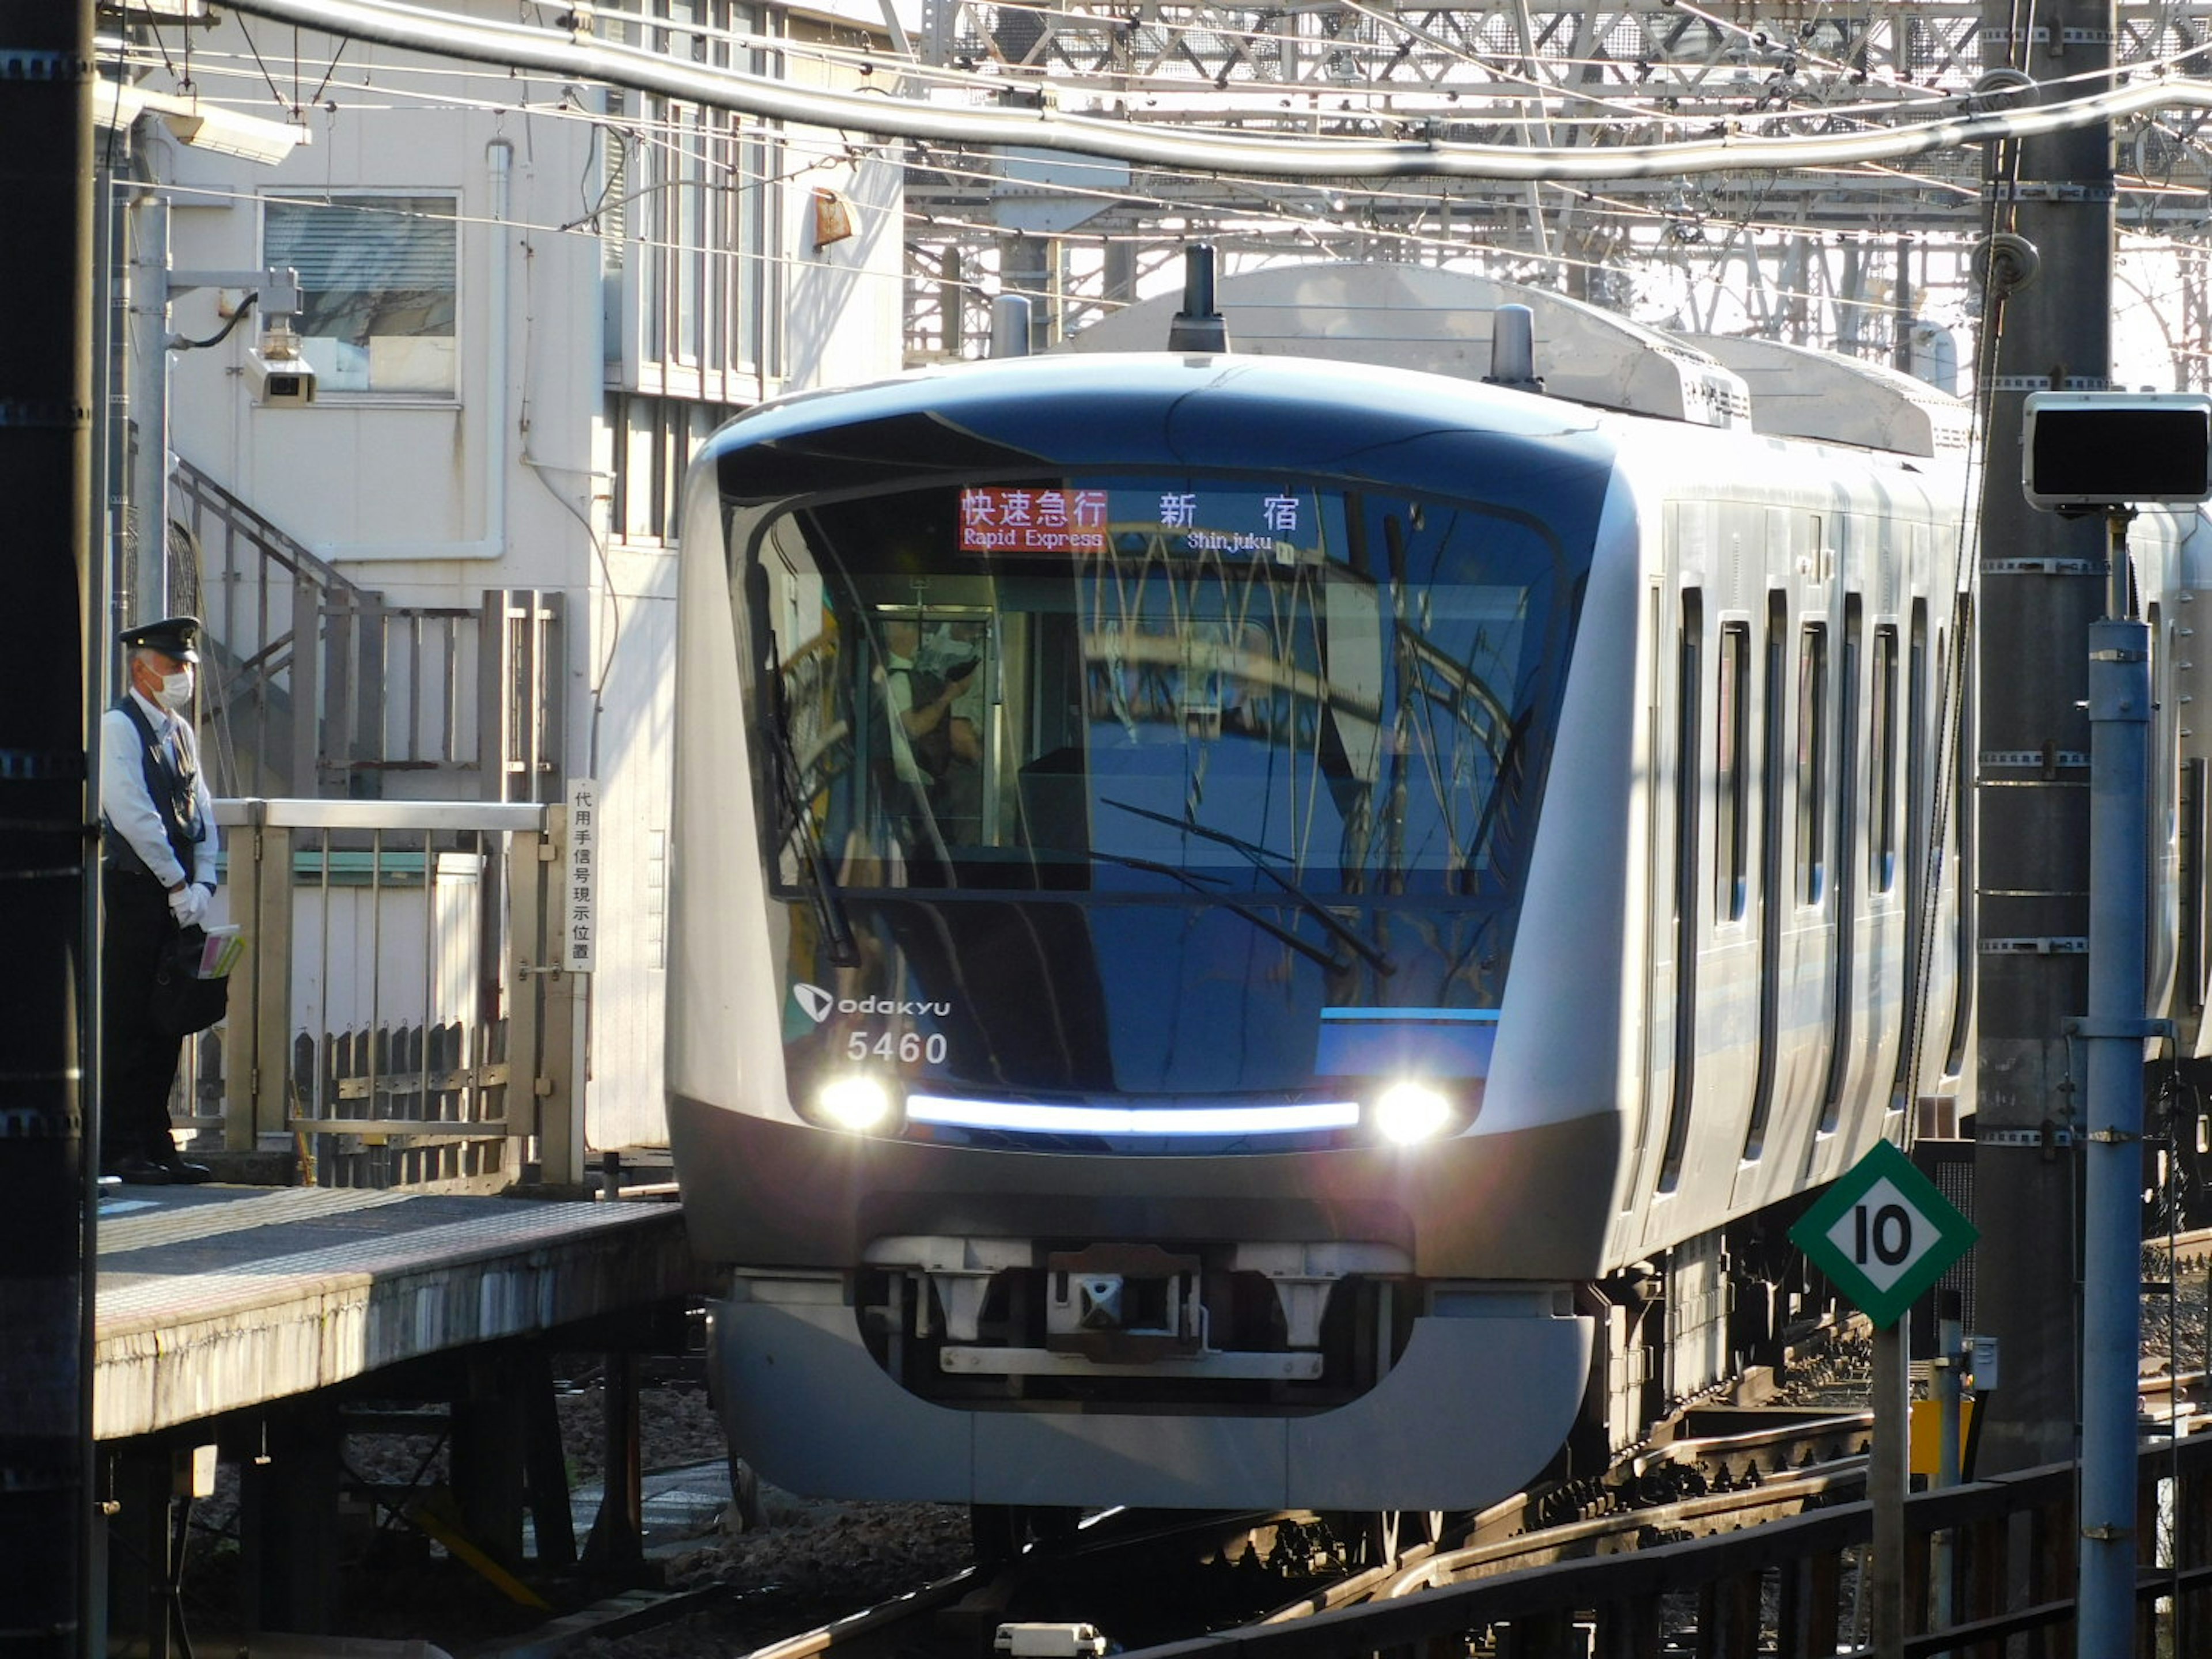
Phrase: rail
[{"left": 172, "top": 796, "right": 585, "bottom": 1190}]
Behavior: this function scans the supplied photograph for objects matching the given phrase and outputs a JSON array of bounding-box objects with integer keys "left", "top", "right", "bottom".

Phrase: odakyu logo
[{"left": 792, "top": 982, "right": 952, "bottom": 1022}]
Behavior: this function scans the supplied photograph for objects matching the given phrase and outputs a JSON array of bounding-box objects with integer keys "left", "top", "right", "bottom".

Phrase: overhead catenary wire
[
  {"left": 206, "top": 0, "right": 2212, "bottom": 181},
  {"left": 123, "top": 3, "right": 2209, "bottom": 376},
  {"left": 100, "top": 29, "right": 2046, "bottom": 262},
  {"left": 115, "top": 48, "right": 1974, "bottom": 341}
]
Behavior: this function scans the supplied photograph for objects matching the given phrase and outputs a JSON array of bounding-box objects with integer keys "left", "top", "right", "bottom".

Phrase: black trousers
[{"left": 101, "top": 868, "right": 185, "bottom": 1165}]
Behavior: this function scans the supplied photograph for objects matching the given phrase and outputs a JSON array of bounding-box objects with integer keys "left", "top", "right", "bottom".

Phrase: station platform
[{"left": 94, "top": 1184, "right": 699, "bottom": 1440}]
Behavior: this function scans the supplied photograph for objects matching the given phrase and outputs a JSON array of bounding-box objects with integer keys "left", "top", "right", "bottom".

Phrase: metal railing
[
  {"left": 1113, "top": 1433, "right": 2212, "bottom": 1658},
  {"left": 173, "top": 797, "right": 583, "bottom": 1190},
  {"left": 173, "top": 461, "right": 565, "bottom": 803}
]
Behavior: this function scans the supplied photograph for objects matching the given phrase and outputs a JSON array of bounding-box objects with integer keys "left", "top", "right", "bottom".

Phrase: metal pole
[
  {"left": 1871, "top": 1317, "right": 1908, "bottom": 1659},
  {"left": 1933, "top": 1292, "right": 1964, "bottom": 1652},
  {"left": 0, "top": 6, "right": 96, "bottom": 1659},
  {"left": 1971, "top": 0, "right": 2116, "bottom": 1479},
  {"left": 126, "top": 148, "right": 169, "bottom": 621},
  {"left": 2077, "top": 516, "right": 2151, "bottom": 1656}
]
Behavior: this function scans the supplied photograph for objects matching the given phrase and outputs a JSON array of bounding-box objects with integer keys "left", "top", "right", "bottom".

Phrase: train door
[
  {"left": 1889, "top": 599, "right": 1931, "bottom": 1115},
  {"left": 1733, "top": 588, "right": 1790, "bottom": 1204},
  {"left": 1807, "top": 588, "right": 1864, "bottom": 1183},
  {"left": 1856, "top": 608, "right": 1907, "bottom": 1134},
  {"left": 1649, "top": 582, "right": 1703, "bottom": 1199},
  {"left": 1662, "top": 598, "right": 1756, "bottom": 1203},
  {"left": 1941, "top": 593, "right": 1976, "bottom": 1083},
  {"left": 2149, "top": 600, "right": 2180, "bottom": 1024},
  {"left": 1738, "top": 514, "right": 1842, "bottom": 1213},
  {"left": 1725, "top": 509, "right": 1843, "bottom": 1204}
]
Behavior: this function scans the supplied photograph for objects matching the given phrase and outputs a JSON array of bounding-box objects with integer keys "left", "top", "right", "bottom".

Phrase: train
[{"left": 665, "top": 262, "right": 2208, "bottom": 1518}]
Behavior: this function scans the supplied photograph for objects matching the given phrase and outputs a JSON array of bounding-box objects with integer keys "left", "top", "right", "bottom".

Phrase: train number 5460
[{"left": 848, "top": 1030, "right": 949, "bottom": 1065}]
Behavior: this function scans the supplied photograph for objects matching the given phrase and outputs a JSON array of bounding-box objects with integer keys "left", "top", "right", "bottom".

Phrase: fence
[
  {"left": 1116, "top": 1433, "right": 2212, "bottom": 1658},
  {"left": 172, "top": 797, "right": 582, "bottom": 1190}
]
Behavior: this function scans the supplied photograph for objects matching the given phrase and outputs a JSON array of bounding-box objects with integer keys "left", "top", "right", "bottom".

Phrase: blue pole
[{"left": 2077, "top": 547, "right": 2149, "bottom": 1654}]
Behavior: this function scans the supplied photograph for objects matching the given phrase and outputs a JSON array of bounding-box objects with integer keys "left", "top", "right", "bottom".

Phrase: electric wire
[
  {"left": 108, "top": 2, "right": 2212, "bottom": 375},
  {"left": 195, "top": 0, "right": 2212, "bottom": 181}
]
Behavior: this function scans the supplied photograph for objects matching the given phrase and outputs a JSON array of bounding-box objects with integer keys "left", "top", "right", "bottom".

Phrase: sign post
[
  {"left": 1792, "top": 1140, "right": 1979, "bottom": 1658},
  {"left": 2018, "top": 391, "right": 2211, "bottom": 1658}
]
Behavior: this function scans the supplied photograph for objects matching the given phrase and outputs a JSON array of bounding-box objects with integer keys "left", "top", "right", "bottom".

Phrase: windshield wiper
[
  {"left": 1090, "top": 850, "right": 1347, "bottom": 974},
  {"left": 1101, "top": 797, "right": 1395, "bottom": 976}
]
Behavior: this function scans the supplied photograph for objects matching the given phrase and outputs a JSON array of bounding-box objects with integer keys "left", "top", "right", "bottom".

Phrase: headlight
[
  {"left": 813, "top": 1073, "right": 900, "bottom": 1132},
  {"left": 1371, "top": 1080, "right": 1455, "bottom": 1145}
]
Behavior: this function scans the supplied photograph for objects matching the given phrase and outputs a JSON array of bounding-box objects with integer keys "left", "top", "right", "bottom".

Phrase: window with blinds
[{"left": 263, "top": 193, "right": 458, "bottom": 396}]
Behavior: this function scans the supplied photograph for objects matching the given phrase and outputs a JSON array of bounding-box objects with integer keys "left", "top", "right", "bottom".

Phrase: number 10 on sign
[{"left": 1789, "top": 1139, "right": 1979, "bottom": 1330}]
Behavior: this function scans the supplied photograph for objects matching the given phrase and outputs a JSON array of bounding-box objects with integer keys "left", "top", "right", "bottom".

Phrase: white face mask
[{"left": 156, "top": 668, "right": 194, "bottom": 711}]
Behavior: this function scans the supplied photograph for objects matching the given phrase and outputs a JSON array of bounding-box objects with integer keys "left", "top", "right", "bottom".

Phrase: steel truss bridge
[{"left": 893, "top": 0, "right": 2212, "bottom": 380}]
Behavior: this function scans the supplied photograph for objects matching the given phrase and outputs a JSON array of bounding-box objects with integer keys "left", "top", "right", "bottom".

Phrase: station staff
[{"left": 100, "top": 616, "right": 218, "bottom": 1184}]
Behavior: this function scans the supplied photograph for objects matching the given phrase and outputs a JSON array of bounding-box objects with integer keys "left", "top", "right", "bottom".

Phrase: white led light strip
[{"left": 904, "top": 1096, "right": 1362, "bottom": 1135}]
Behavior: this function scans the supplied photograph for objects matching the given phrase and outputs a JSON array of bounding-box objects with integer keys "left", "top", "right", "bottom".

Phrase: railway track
[
  {"left": 501, "top": 1320, "right": 2212, "bottom": 1659},
  {"left": 739, "top": 1508, "right": 1346, "bottom": 1659},
  {"left": 704, "top": 1406, "right": 1881, "bottom": 1659}
]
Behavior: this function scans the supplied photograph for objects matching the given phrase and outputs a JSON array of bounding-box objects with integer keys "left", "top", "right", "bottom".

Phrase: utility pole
[
  {"left": 1972, "top": 0, "right": 2119, "bottom": 1491},
  {"left": 0, "top": 5, "right": 97, "bottom": 1659}
]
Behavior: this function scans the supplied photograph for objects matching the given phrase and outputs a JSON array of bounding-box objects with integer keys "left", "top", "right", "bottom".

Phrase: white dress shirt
[{"left": 100, "top": 688, "right": 219, "bottom": 889}]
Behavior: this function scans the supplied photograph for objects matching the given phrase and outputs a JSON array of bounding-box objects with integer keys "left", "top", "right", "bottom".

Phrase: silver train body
[{"left": 666, "top": 296, "right": 2203, "bottom": 1512}]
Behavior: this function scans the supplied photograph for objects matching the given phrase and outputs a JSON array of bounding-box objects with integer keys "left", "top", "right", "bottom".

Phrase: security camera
[
  {"left": 246, "top": 349, "right": 317, "bottom": 407},
  {"left": 245, "top": 324, "right": 317, "bottom": 408}
]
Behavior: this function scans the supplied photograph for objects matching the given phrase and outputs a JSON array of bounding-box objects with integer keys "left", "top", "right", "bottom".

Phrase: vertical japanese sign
[{"left": 565, "top": 777, "right": 597, "bottom": 973}]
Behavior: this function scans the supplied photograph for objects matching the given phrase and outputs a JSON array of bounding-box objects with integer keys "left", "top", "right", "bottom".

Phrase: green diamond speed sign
[{"left": 1789, "top": 1139, "right": 1978, "bottom": 1330}]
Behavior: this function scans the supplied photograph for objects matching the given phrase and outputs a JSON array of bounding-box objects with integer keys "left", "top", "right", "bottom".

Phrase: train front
[{"left": 669, "top": 353, "right": 1631, "bottom": 1510}]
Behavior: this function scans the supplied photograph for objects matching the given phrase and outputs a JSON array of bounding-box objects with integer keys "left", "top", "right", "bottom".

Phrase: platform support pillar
[
  {"left": 519, "top": 1347, "right": 577, "bottom": 1569},
  {"left": 452, "top": 1353, "right": 529, "bottom": 1572},
  {"left": 240, "top": 1397, "right": 342, "bottom": 1633},
  {"left": 105, "top": 1450, "right": 172, "bottom": 1659},
  {"left": 581, "top": 1350, "right": 643, "bottom": 1570}
]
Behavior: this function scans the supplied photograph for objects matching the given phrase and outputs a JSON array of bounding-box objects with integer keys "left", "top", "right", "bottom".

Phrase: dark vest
[{"left": 104, "top": 696, "right": 206, "bottom": 881}]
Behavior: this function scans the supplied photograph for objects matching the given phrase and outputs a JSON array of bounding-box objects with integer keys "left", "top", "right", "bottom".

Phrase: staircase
[{"left": 170, "top": 459, "right": 564, "bottom": 803}]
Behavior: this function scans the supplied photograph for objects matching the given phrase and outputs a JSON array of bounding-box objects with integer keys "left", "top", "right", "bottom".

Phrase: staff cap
[{"left": 120, "top": 616, "right": 201, "bottom": 664}]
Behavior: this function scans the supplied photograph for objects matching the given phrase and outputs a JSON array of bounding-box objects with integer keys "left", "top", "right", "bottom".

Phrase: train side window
[
  {"left": 1717, "top": 622, "right": 1750, "bottom": 923},
  {"left": 1797, "top": 623, "right": 1828, "bottom": 904},
  {"left": 1872, "top": 626, "right": 1899, "bottom": 892},
  {"left": 1658, "top": 589, "right": 1703, "bottom": 1193}
]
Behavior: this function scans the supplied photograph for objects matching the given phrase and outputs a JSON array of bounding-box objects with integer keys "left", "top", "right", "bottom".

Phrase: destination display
[{"left": 958, "top": 483, "right": 1322, "bottom": 562}]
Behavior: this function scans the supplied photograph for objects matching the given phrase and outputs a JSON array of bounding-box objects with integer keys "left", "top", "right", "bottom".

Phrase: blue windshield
[{"left": 758, "top": 474, "right": 1577, "bottom": 902}]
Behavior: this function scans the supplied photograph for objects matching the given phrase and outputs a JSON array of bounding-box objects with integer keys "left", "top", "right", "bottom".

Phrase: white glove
[{"left": 169, "top": 884, "right": 209, "bottom": 929}]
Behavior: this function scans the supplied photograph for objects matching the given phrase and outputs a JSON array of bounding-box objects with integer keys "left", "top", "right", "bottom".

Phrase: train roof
[
  {"left": 704, "top": 349, "right": 1623, "bottom": 505},
  {"left": 1674, "top": 334, "right": 1972, "bottom": 459},
  {"left": 1065, "top": 262, "right": 1752, "bottom": 431},
  {"left": 1063, "top": 262, "right": 1968, "bottom": 459}
]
